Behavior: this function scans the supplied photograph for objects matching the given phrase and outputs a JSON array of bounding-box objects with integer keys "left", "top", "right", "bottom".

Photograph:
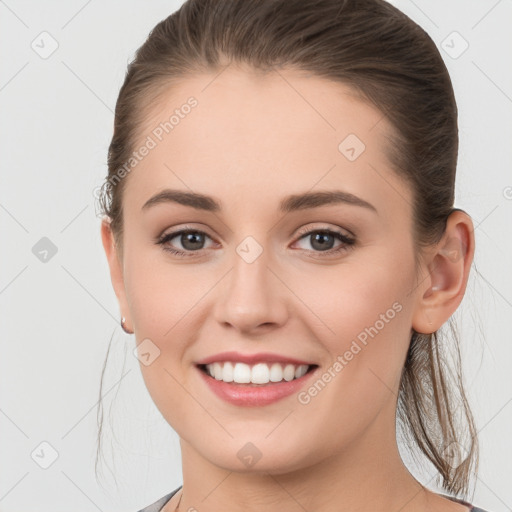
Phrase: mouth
[{"left": 196, "top": 362, "right": 319, "bottom": 386}]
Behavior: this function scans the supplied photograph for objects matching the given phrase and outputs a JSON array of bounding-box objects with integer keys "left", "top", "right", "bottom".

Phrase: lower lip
[{"left": 196, "top": 365, "right": 318, "bottom": 407}]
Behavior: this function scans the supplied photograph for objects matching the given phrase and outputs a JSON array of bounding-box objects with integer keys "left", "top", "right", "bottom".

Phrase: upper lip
[{"left": 195, "top": 351, "right": 316, "bottom": 366}]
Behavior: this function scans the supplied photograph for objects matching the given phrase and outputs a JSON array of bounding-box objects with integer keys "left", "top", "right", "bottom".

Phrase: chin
[{"left": 195, "top": 436, "right": 322, "bottom": 475}]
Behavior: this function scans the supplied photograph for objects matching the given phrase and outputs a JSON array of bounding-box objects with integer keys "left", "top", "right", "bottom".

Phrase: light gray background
[{"left": 1, "top": 1, "right": 511, "bottom": 511}]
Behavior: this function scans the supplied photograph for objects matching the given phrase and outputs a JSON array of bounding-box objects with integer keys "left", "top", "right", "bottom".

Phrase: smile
[
  {"left": 199, "top": 361, "right": 314, "bottom": 385},
  {"left": 196, "top": 363, "right": 319, "bottom": 407}
]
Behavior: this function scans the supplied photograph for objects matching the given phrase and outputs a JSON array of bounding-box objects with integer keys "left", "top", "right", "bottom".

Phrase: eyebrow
[{"left": 141, "top": 188, "right": 377, "bottom": 214}]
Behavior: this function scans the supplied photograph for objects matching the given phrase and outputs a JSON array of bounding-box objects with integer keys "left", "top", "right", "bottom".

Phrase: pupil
[
  {"left": 182, "top": 232, "right": 203, "bottom": 250},
  {"left": 312, "top": 232, "right": 333, "bottom": 251}
]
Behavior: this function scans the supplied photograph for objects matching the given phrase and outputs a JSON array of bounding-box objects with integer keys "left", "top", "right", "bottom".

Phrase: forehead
[{"left": 124, "top": 66, "right": 412, "bottom": 225}]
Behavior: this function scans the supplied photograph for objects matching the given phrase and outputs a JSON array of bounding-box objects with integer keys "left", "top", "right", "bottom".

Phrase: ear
[
  {"left": 411, "top": 209, "right": 475, "bottom": 334},
  {"left": 101, "top": 217, "right": 133, "bottom": 332}
]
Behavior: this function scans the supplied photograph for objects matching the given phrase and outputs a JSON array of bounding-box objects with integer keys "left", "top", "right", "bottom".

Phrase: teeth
[
  {"left": 204, "top": 362, "right": 310, "bottom": 384},
  {"left": 251, "top": 363, "right": 269, "bottom": 384}
]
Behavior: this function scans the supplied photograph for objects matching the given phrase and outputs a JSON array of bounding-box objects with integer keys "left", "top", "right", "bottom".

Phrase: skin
[{"left": 101, "top": 65, "right": 475, "bottom": 512}]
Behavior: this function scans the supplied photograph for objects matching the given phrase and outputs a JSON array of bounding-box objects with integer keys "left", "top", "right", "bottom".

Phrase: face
[{"left": 105, "top": 66, "right": 426, "bottom": 474}]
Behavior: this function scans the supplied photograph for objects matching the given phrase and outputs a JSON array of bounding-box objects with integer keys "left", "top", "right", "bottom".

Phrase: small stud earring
[{"left": 121, "top": 316, "right": 134, "bottom": 334}]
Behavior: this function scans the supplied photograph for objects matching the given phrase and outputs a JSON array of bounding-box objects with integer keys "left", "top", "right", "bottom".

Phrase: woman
[{"left": 98, "top": 0, "right": 491, "bottom": 511}]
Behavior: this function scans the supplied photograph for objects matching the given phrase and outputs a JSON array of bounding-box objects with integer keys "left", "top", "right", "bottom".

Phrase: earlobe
[
  {"left": 100, "top": 218, "right": 133, "bottom": 332},
  {"left": 411, "top": 210, "right": 475, "bottom": 334}
]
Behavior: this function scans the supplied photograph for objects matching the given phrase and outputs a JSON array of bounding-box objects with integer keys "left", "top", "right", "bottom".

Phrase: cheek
[
  {"left": 310, "top": 253, "right": 412, "bottom": 345},
  {"left": 301, "top": 253, "right": 415, "bottom": 405},
  {"left": 122, "top": 247, "right": 218, "bottom": 420},
  {"left": 123, "top": 242, "right": 207, "bottom": 336}
]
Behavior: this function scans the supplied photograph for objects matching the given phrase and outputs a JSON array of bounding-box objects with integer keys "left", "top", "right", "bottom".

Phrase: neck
[{"left": 175, "top": 405, "right": 431, "bottom": 512}]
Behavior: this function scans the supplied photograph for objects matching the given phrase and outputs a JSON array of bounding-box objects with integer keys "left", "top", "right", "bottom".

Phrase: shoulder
[
  {"left": 135, "top": 486, "right": 182, "bottom": 512},
  {"left": 435, "top": 492, "right": 491, "bottom": 512}
]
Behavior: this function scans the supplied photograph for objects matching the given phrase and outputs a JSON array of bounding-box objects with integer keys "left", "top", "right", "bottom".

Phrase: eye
[
  {"left": 292, "top": 226, "right": 355, "bottom": 256},
  {"left": 156, "top": 225, "right": 356, "bottom": 258},
  {"left": 156, "top": 227, "right": 215, "bottom": 257}
]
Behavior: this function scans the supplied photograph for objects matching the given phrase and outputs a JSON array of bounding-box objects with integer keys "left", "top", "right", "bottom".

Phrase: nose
[{"left": 212, "top": 243, "right": 289, "bottom": 335}]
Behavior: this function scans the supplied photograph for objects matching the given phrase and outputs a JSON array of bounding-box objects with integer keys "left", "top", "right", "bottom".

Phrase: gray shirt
[{"left": 136, "top": 486, "right": 491, "bottom": 512}]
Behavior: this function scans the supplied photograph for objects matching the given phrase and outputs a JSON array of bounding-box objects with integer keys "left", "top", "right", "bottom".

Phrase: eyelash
[{"left": 156, "top": 225, "right": 356, "bottom": 259}]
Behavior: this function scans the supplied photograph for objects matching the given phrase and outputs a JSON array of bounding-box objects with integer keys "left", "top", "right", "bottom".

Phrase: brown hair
[{"left": 97, "top": 0, "right": 478, "bottom": 497}]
